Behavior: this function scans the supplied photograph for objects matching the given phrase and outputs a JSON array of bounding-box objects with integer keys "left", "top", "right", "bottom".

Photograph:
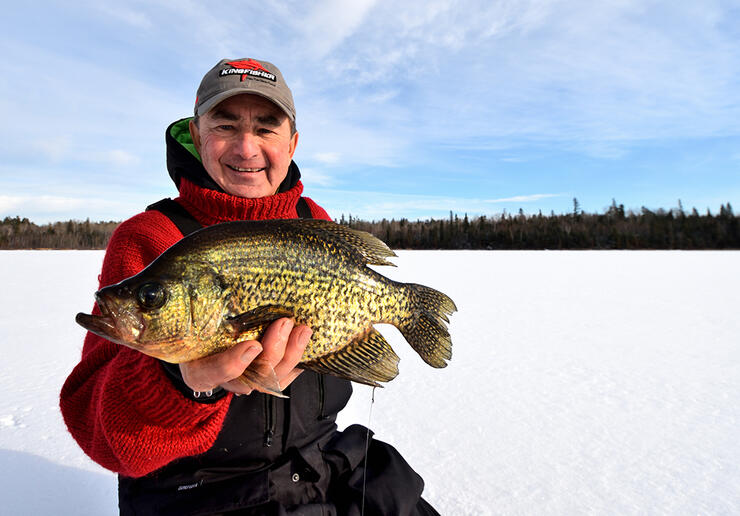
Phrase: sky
[{"left": 1, "top": 0, "right": 740, "bottom": 223}]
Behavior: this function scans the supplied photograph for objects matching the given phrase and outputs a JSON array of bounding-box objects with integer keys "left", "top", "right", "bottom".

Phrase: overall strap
[
  {"left": 296, "top": 197, "right": 312, "bottom": 219},
  {"left": 146, "top": 198, "right": 203, "bottom": 237}
]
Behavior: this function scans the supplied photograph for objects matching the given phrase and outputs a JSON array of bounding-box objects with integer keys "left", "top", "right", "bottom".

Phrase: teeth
[{"left": 228, "top": 165, "right": 264, "bottom": 172}]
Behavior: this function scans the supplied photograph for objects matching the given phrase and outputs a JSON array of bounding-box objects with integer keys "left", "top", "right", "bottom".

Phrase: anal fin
[
  {"left": 300, "top": 328, "right": 399, "bottom": 387},
  {"left": 237, "top": 358, "right": 288, "bottom": 398}
]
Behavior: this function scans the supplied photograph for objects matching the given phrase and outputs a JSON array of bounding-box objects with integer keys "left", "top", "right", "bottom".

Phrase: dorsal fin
[{"left": 287, "top": 219, "right": 397, "bottom": 266}]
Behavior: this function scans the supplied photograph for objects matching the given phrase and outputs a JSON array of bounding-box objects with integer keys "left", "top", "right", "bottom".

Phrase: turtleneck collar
[{"left": 175, "top": 177, "right": 304, "bottom": 226}]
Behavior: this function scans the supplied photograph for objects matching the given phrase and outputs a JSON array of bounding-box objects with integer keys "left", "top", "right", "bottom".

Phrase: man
[{"left": 61, "top": 58, "right": 439, "bottom": 515}]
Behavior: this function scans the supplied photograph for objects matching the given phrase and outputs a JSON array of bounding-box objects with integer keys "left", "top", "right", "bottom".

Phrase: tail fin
[{"left": 397, "top": 284, "right": 457, "bottom": 368}]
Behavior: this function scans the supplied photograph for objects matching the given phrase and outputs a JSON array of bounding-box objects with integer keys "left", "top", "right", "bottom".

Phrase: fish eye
[{"left": 137, "top": 282, "right": 166, "bottom": 309}]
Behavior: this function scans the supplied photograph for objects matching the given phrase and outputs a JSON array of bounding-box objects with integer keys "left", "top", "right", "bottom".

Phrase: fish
[{"left": 76, "top": 219, "right": 456, "bottom": 397}]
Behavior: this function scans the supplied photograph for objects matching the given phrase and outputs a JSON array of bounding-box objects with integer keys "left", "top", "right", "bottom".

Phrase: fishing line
[{"left": 361, "top": 386, "right": 376, "bottom": 516}]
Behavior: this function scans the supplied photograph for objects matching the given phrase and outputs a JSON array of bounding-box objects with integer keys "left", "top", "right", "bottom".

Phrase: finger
[
  {"left": 179, "top": 341, "right": 262, "bottom": 392},
  {"left": 258, "top": 318, "right": 295, "bottom": 368},
  {"left": 274, "top": 325, "right": 312, "bottom": 380}
]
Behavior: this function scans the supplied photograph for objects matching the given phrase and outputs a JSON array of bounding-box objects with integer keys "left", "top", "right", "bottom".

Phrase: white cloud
[
  {"left": 33, "top": 136, "right": 72, "bottom": 162},
  {"left": 0, "top": 196, "right": 23, "bottom": 214},
  {"left": 299, "top": 167, "right": 336, "bottom": 188},
  {"left": 105, "top": 150, "right": 140, "bottom": 166},
  {"left": 27, "top": 136, "right": 141, "bottom": 167},
  {"left": 313, "top": 152, "right": 341, "bottom": 165},
  {"left": 285, "top": 0, "right": 740, "bottom": 157},
  {"left": 0, "top": 195, "right": 130, "bottom": 218},
  {"left": 301, "top": 0, "right": 379, "bottom": 57},
  {"left": 484, "top": 194, "right": 560, "bottom": 204},
  {"left": 295, "top": 100, "right": 408, "bottom": 168},
  {"left": 309, "top": 188, "right": 563, "bottom": 220},
  {"left": 92, "top": 4, "right": 153, "bottom": 29},
  {"left": 15, "top": 0, "right": 736, "bottom": 171}
]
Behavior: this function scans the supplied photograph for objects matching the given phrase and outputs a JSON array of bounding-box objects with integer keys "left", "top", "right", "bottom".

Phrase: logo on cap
[{"left": 220, "top": 59, "right": 276, "bottom": 82}]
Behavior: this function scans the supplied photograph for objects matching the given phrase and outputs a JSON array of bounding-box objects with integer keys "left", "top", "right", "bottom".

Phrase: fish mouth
[
  {"left": 75, "top": 311, "right": 120, "bottom": 342},
  {"left": 75, "top": 292, "right": 134, "bottom": 345}
]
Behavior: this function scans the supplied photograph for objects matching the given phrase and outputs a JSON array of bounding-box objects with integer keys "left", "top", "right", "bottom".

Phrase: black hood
[{"left": 165, "top": 118, "right": 301, "bottom": 194}]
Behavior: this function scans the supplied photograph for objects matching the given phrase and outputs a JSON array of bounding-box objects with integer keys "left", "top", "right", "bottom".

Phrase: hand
[{"left": 179, "top": 318, "right": 312, "bottom": 395}]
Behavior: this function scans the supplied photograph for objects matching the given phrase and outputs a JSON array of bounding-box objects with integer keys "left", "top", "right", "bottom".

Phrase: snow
[{"left": 1, "top": 250, "right": 739, "bottom": 515}]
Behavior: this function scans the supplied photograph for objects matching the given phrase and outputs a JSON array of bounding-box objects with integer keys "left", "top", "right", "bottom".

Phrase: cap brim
[{"left": 196, "top": 90, "right": 295, "bottom": 121}]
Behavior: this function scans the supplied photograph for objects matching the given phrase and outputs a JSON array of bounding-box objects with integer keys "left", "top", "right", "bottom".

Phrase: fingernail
[
  {"left": 280, "top": 318, "right": 295, "bottom": 340},
  {"left": 241, "top": 344, "right": 262, "bottom": 364},
  {"left": 301, "top": 327, "right": 313, "bottom": 344}
]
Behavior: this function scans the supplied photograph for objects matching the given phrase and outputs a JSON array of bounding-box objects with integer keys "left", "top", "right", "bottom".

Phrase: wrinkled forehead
[{"left": 204, "top": 93, "right": 289, "bottom": 125}]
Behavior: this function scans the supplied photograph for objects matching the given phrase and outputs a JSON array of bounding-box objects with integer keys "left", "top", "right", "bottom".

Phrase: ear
[
  {"left": 288, "top": 131, "right": 299, "bottom": 159},
  {"left": 189, "top": 119, "right": 202, "bottom": 154}
]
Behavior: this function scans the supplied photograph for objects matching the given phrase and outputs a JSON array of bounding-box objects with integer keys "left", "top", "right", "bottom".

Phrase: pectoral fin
[
  {"left": 237, "top": 358, "right": 288, "bottom": 398},
  {"left": 300, "top": 328, "right": 400, "bottom": 387},
  {"left": 225, "top": 306, "right": 294, "bottom": 398},
  {"left": 224, "top": 305, "right": 295, "bottom": 340}
]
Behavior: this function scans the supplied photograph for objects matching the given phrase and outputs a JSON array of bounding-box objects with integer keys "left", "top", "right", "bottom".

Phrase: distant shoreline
[{"left": 2, "top": 202, "right": 738, "bottom": 250}]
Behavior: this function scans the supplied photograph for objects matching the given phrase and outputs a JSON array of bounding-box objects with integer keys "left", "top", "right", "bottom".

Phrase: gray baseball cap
[{"left": 194, "top": 58, "right": 295, "bottom": 121}]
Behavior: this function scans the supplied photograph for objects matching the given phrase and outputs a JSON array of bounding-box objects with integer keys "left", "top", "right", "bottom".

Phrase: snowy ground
[{"left": 0, "top": 250, "right": 738, "bottom": 515}]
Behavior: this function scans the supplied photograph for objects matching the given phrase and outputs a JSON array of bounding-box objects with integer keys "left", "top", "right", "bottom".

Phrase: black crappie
[{"left": 76, "top": 219, "right": 456, "bottom": 396}]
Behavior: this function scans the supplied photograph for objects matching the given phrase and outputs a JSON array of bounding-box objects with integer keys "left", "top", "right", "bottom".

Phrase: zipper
[
  {"left": 263, "top": 394, "right": 276, "bottom": 447},
  {"left": 317, "top": 373, "right": 328, "bottom": 420}
]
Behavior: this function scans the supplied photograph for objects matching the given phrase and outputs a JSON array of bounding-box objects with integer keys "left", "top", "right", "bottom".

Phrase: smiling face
[{"left": 189, "top": 93, "right": 299, "bottom": 198}]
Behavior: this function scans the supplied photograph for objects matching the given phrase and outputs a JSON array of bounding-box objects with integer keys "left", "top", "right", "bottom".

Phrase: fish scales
[
  {"left": 182, "top": 224, "right": 396, "bottom": 361},
  {"left": 227, "top": 260, "right": 392, "bottom": 361},
  {"left": 76, "top": 219, "right": 456, "bottom": 395}
]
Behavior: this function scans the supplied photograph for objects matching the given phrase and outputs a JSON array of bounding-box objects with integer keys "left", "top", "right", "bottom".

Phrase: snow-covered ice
[{"left": 0, "top": 250, "right": 738, "bottom": 515}]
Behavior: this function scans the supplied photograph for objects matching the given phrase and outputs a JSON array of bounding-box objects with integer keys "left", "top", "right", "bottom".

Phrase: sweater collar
[{"left": 176, "top": 177, "right": 304, "bottom": 225}]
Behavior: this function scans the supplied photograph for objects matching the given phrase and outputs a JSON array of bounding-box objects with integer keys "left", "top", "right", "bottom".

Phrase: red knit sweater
[{"left": 60, "top": 178, "right": 330, "bottom": 478}]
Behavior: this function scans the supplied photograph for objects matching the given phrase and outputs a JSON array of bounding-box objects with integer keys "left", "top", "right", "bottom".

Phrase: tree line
[
  {"left": 1, "top": 200, "right": 738, "bottom": 250},
  {"left": 0, "top": 217, "right": 119, "bottom": 249},
  {"left": 339, "top": 200, "right": 739, "bottom": 250}
]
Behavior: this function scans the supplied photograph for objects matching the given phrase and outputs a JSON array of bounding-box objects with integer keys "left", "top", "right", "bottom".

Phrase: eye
[{"left": 137, "top": 282, "right": 167, "bottom": 309}]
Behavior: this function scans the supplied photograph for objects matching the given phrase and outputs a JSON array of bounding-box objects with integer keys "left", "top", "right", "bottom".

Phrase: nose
[{"left": 233, "top": 130, "right": 260, "bottom": 159}]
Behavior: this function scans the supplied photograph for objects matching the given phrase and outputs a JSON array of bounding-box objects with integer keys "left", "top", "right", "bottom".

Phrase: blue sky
[{"left": 2, "top": 1, "right": 739, "bottom": 223}]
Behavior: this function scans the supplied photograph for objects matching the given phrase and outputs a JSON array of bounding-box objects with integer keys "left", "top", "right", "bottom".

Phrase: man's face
[{"left": 189, "top": 94, "right": 298, "bottom": 198}]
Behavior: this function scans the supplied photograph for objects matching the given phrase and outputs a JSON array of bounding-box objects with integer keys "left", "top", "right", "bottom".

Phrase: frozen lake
[{"left": 0, "top": 250, "right": 738, "bottom": 515}]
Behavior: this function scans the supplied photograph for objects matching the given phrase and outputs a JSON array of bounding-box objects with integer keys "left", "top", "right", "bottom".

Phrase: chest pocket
[{"left": 317, "top": 373, "right": 353, "bottom": 420}]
